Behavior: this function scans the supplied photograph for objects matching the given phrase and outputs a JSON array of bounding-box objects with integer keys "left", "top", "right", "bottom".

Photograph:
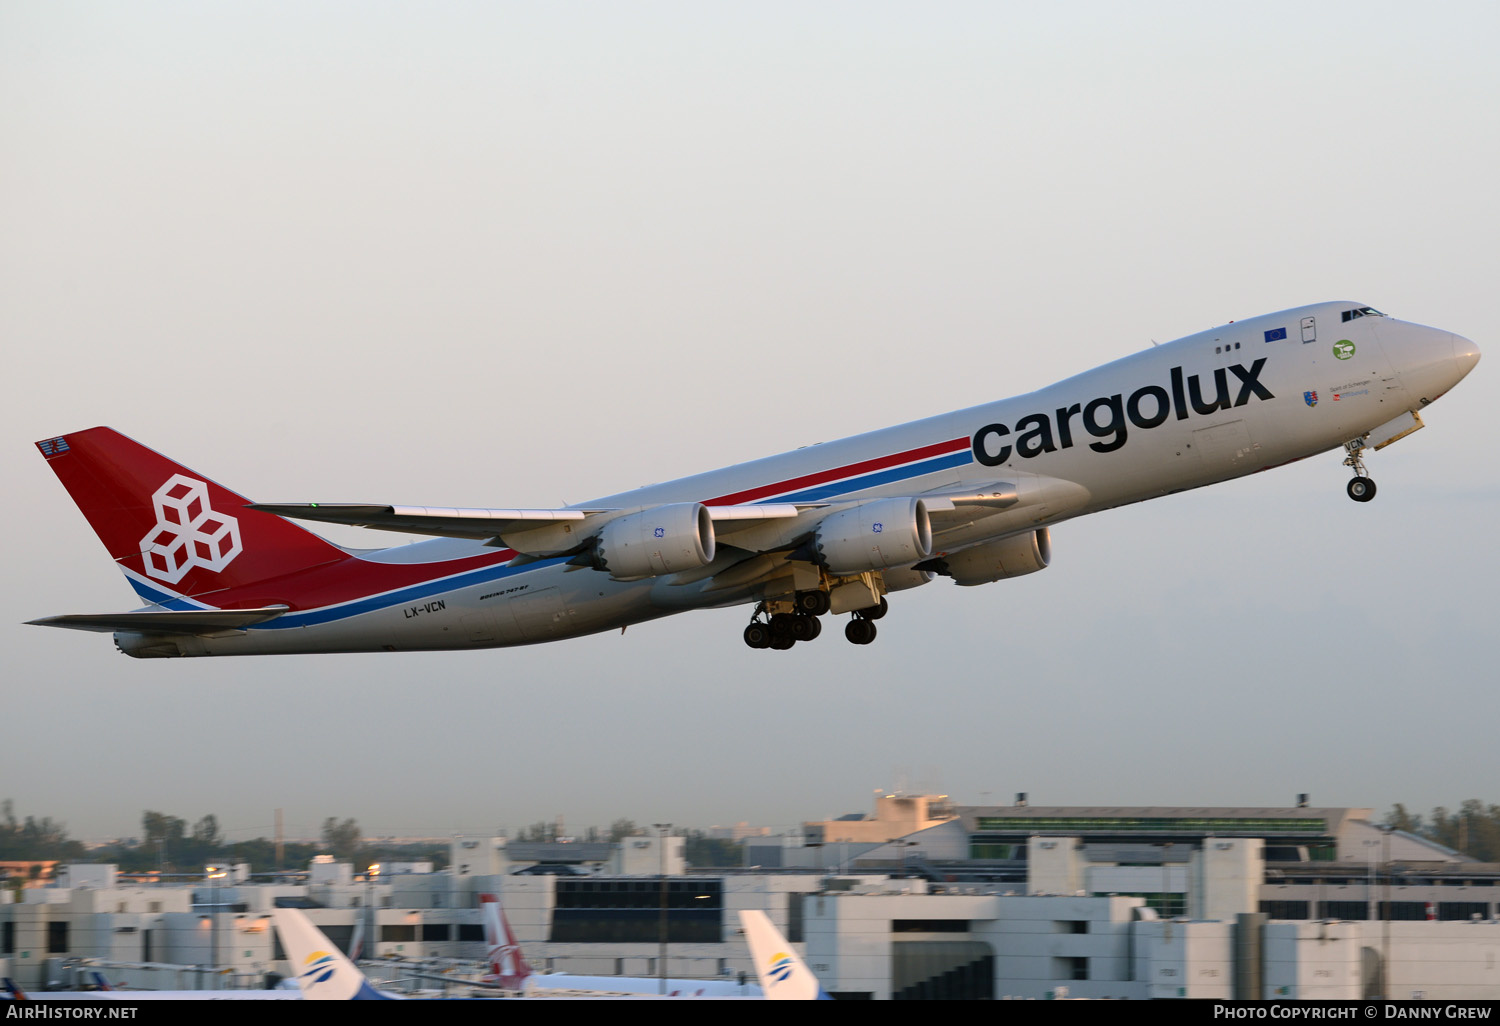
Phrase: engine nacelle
[
  {"left": 940, "top": 528, "right": 1051, "bottom": 587},
  {"left": 595, "top": 503, "right": 716, "bottom": 579},
  {"left": 813, "top": 498, "right": 933, "bottom": 575}
]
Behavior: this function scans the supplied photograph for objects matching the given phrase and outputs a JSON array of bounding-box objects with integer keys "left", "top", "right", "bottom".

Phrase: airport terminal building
[{"left": 2, "top": 800, "right": 1497, "bottom": 999}]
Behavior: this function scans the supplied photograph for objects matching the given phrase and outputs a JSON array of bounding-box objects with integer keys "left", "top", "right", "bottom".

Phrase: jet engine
[
  {"left": 594, "top": 503, "right": 716, "bottom": 579},
  {"left": 812, "top": 497, "right": 933, "bottom": 575},
  {"left": 936, "top": 528, "right": 1051, "bottom": 586}
]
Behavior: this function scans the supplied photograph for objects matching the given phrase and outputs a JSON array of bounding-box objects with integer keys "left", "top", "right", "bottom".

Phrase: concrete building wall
[
  {"left": 982, "top": 895, "right": 1147, "bottom": 999},
  {"left": 1365, "top": 922, "right": 1500, "bottom": 1001},
  {"left": 1263, "top": 921, "right": 1364, "bottom": 999},
  {"left": 1135, "top": 920, "right": 1235, "bottom": 999},
  {"left": 1027, "top": 837, "right": 1083, "bottom": 896},
  {"left": 1191, "top": 838, "right": 1262, "bottom": 921}
]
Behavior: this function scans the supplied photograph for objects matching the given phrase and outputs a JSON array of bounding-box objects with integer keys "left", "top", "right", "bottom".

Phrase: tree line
[
  {"left": 1383, "top": 800, "right": 1500, "bottom": 862},
  {"left": 0, "top": 803, "right": 447, "bottom": 876},
  {"left": 0, "top": 803, "right": 747, "bottom": 875}
]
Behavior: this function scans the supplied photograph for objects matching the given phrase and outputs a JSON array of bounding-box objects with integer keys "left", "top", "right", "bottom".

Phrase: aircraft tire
[
  {"left": 803, "top": 615, "right": 822, "bottom": 641},
  {"left": 845, "top": 618, "right": 877, "bottom": 645},
  {"left": 861, "top": 597, "right": 888, "bottom": 621},
  {"left": 744, "top": 623, "right": 771, "bottom": 649},
  {"left": 795, "top": 590, "right": 831, "bottom": 616},
  {"left": 770, "top": 634, "right": 796, "bottom": 650},
  {"left": 1347, "top": 476, "right": 1377, "bottom": 502}
]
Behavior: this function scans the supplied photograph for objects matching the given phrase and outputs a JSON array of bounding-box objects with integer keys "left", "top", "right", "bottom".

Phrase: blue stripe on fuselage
[
  {"left": 246, "top": 446, "right": 973, "bottom": 630},
  {"left": 254, "top": 557, "right": 564, "bottom": 630},
  {"left": 770, "top": 449, "right": 973, "bottom": 503}
]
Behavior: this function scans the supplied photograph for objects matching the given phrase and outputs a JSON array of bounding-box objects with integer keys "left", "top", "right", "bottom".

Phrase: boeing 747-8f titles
[{"left": 29, "top": 302, "right": 1479, "bottom": 655}]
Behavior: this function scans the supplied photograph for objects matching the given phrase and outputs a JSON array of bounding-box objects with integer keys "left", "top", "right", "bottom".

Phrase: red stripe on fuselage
[
  {"left": 206, "top": 437, "right": 969, "bottom": 610},
  {"left": 703, "top": 436, "right": 971, "bottom": 506}
]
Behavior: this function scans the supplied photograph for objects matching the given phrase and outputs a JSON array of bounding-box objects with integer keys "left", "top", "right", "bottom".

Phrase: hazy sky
[{"left": 3, "top": 2, "right": 1496, "bottom": 846}]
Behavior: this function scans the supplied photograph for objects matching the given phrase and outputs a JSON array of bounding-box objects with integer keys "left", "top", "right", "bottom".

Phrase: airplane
[
  {"left": 27, "top": 301, "right": 1479, "bottom": 655},
  {"left": 739, "top": 909, "right": 829, "bottom": 1000}
]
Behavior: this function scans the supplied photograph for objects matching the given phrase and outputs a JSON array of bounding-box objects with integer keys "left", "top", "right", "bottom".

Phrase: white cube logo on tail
[{"left": 138, "top": 474, "right": 243, "bottom": 583}]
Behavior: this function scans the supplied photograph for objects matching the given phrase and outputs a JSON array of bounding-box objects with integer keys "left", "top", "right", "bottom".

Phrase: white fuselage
[{"left": 128, "top": 302, "right": 1476, "bottom": 656}]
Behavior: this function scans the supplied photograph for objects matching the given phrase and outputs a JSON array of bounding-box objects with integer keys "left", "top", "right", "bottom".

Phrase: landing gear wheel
[
  {"left": 769, "top": 613, "right": 799, "bottom": 639},
  {"left": 845, "top": 618, "right": 877, "bottom": 645},
  {"left": 789, "top": 615, "right": 817, "bottom": 642},
  {"left": 803, "top": 615, "right": 822, "bottom": 641},
  {"left": 743, "top": 623, "right": 771, "bottom": 649},
  {"left": 769, "top": 634, "right": 796, "bottom": 650},
  {"left": 1342, "top": 438, "right": 1376, "bottom": 502},
  {"left": 795, "top": 590, "right": 831, "bottom": 617},
  {"left": 861, "top": 597, "right": 888, "bottom": 621}
]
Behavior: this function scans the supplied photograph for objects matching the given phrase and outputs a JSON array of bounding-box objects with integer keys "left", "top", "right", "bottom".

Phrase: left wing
[
  {"left": 27, "top": 606, "right": 290, "bottom": 635},
  {"left": 249, "top": 502, "right": 813, "bottom": 557}
]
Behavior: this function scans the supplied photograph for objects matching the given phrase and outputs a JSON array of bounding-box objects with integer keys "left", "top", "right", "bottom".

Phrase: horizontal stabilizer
[{"left": 27, "top": 606, "right": 289, "bottom": 635}]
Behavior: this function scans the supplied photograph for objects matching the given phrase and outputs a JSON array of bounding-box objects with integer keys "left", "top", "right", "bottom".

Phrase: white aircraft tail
[
  {"left": 739, "top": 909, "right": 829, "bottom": 1000},
  {"left": 272, "top": 908, "right": 390, "bottom": 1000},
  {"left": 479, "top": 892, "right": 535, "bottom": 990}
]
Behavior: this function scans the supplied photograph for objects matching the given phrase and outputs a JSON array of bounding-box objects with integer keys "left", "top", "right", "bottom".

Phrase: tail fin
[
  {"left": 2, "top": 977, "right": 27, "bottom": 1000},
  {"left": 35, "top": 428, "right": 343, "bottom": 604},
  {"left": 271, "top": 908, "right": 390, "bottom": 1000},
  {"left": 739, "top": 910, "right": 830, "bottom": 1001},
  {"left": 89, "top": 972, "right": 114, "bottom": 991},
  {"left": 479, "top": 892, "right": 534, "bottom": 990}
]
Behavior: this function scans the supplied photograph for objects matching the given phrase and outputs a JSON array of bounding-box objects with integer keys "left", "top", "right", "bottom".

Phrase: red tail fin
[
  {"left": 479, "top": 892, "right": 534, "bottom": 990},
  {"left": 36, "top": 428, "right": 344, "bottom": 601}
]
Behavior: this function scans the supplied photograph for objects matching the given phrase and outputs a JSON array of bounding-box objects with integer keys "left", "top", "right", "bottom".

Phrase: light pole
[
  {"left": 205, "top": 864, "right": 227, "bottom": 989},
  {"left": 653, "top": 823, "right": 671, "bottom": 996},
  {"left": 1362, "top": 839, "right": 1379, "bottom": 922}
]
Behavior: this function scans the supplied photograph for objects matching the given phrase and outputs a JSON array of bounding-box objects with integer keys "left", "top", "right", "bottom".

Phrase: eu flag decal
[{"left": 1264, "top": 327, "right": 1287, "bottom": 342}]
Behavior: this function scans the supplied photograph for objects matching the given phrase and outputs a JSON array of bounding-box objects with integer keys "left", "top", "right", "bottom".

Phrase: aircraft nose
[{"left": 1452, "top": 332, "right": 1481, "bottom": 379}]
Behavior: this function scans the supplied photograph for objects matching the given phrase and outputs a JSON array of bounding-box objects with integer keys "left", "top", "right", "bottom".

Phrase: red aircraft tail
[
  {"left": 35, "top": 427, "right": 344, "bottom": 602},
  {"left": 479, "top": 892, "right": 535, "bottom": 991}
]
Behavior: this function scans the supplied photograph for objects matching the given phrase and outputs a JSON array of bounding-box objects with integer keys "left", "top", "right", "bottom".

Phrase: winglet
[{"left": 738, "top": 909, "right": 830, "bottom": 1000}]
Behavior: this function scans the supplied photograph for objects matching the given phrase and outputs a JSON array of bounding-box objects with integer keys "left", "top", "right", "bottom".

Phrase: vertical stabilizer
[
  {"left": 35, "top": 427, "right": 344, "bottom": 603},
  {"left": 272, "top": 908, "right": 390, "bottom": 1000},
  {"left": 479, "top": 892, "right": 535, "bottom": 990},
  {"left": 739, "top": 909, "right": 829, "bottom": 1000}
]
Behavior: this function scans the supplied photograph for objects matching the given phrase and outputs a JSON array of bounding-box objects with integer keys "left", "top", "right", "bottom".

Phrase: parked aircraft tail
[
  {"left": 272, "top": 908, "right": 391, "bottom": 1000},
  {"left": 34, "top": 427, "right": 344, "bottom": 604},
  {"left": 739, "top": 910, "right": 829, "bottom": 1000},
  {"left": 479, "top": 892, "right": 535, "bottom": 990},
  {"left": 2, "top": 978, "right": 27, "bottom": 1000}
]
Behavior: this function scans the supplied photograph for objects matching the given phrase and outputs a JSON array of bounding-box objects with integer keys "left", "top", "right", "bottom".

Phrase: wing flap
[{"left": 27, "top": 606, "right": 290, "bottom": 636}]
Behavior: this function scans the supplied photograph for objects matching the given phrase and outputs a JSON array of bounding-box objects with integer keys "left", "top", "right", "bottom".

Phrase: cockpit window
[{"left": 1341, "top": 306, "right": 1386, "bottom": 322}]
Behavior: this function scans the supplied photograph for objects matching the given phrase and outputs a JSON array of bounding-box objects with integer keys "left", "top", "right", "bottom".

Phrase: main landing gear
[
  {"left": 743, "top": 593, "right": 887, "bottom": 650},
  {"left": 1342, "top": 438, "right": 1377, "bottom": 503}
]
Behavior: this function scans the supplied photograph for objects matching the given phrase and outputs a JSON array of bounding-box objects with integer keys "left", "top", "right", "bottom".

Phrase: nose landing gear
[{"left": 1343, "top": 438, "right": 1377, "bottom": 502}]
